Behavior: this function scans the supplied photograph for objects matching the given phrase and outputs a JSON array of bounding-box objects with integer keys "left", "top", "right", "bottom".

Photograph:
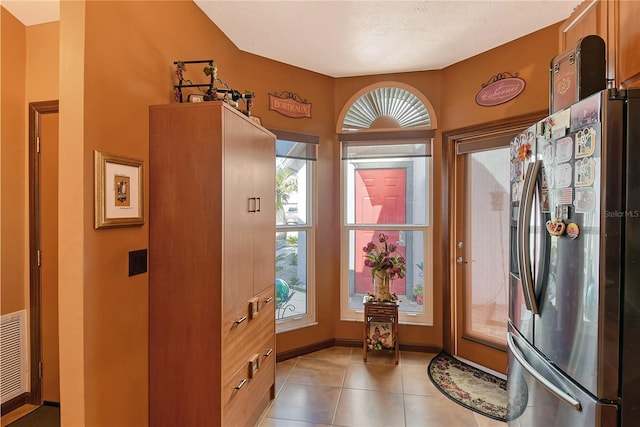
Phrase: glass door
[{"left": 454, "top": 141, "right": 511, "bottom": 374}]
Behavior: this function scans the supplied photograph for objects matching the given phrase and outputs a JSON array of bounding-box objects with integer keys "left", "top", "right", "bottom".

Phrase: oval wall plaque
[{"left": 476, "top": 77, "right": 526, "bottom": 107}]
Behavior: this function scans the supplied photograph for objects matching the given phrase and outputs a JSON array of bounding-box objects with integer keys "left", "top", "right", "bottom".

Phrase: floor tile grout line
[
  {"left": 330, "top": 385, "right": 345, "bottom": 426},
  {"left": 270, "top": 349, "right": 440, "bottom": 426}
]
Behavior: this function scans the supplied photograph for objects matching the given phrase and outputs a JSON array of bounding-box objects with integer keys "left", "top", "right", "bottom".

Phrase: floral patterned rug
[{"left": 427, "top": 351, "right": 520, "bottom": 422}]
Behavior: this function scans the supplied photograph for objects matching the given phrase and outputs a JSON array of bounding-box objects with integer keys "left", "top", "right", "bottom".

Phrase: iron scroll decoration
[
  {"left": 475, "top": 72, "right": 526, "bottom": 107},
  {"left": 173, "top": 59, "right": 255, "bottom": 115}
]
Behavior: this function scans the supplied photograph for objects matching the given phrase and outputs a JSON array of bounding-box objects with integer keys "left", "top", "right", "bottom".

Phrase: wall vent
[{"left": 1, "top": 310, "right": 28, "bottom": 404}]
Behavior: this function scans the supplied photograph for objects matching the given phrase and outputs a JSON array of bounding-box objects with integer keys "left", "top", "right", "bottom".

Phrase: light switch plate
[{"left": 128, "top": 249, "right": 147, "bottom": 276}]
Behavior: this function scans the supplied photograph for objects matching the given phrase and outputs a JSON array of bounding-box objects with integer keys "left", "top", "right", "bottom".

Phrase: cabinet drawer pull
[
  {"left": 256, "top": 197, "right": 261, "bottom": 212},
  {"left": 233, "top": 316, "right": 247, "bottom": 325},
  {"left": 234, "top": 378, "right": 247, "bottom": 390},
  {"left": 264, "top": 348, "right": 273, "bottom": 358},
  {"left": 248, "top": 198, "right": 257, "bottom": 213},
  {"left": 263, "top": 296, "right": 273, "bottom": 304}
]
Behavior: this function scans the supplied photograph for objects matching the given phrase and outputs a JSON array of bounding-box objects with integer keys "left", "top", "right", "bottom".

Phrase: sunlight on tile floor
[{"left": 257, "top": 346, "right": 506, "bottom": 427}]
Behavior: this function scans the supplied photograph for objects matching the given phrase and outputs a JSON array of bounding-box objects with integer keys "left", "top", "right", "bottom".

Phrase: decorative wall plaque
[
  {"left": 268, "top": 91, "right": 312, "bottom": 118},
  {"left": 475, "top": 72, "right": 525, "bottom": 106}
]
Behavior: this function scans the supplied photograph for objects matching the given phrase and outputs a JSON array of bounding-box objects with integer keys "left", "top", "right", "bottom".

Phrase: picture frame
[{"left": 94, "top": 151, "right": 144, "bottom": 229}]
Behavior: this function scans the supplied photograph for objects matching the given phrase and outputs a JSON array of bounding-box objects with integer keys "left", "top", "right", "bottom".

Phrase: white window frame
[
  {"left": 339, "top": 139, "right": 434, "bottom": 326},
  {"left": 272, "top": 129, "right": 318, "bottom": 333}
]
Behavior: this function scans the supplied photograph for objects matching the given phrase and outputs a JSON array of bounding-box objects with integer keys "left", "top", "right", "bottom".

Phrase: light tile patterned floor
[{"left": 257, "top": 346, "right": 507, "bottom": 427}]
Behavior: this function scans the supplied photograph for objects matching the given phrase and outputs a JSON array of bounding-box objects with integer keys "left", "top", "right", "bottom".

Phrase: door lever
[{"left": 456, "top": 257, "right": 467, "bottom": 264}]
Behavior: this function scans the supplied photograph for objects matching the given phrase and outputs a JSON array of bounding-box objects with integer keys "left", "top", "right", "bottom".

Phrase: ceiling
[{"left": 4, "top": 0, "right": 582, "bottom": 78}]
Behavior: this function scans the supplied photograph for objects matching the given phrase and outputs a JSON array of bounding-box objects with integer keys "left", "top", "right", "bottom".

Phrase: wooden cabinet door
[
  {"left": 251, "top": 128, "right": 275, "bottom": 296},
  {"left": 559, "top": 1, "right": 613, "bottom": 84},
  {"left": 559, "top": 0, "right": 640, "bottom": 89},
  {"left": 223, "top": 110, "right": 257, "bottom": 312},
  {"left": 618, "top": 0, "right": 640, "bottom": 87},
  {"left": 222, "top": 107, "right": 276, "bottom": 310}
]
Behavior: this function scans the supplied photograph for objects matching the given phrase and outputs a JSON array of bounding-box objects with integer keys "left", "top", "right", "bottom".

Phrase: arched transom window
[{"left": 341, "top": 86, "right": 432, "bottom": 131}]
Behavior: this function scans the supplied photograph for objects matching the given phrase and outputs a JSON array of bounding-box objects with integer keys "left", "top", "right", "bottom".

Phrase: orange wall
[
  {"left": 4, "top": 0, "right": 566, "bottom": 424},
  {"left": 329, "top": 25, "right": 560, "bottom": 347},
  {"left": 1, "top": 7, "right": 27, "bottom": 316},
  {"left": 26, "top": 21, "right": 60, "bottom": 102},
  {"left": 440, "top": 24, "right": 559, "bottom": 131},
  {"left": 76, "top": 1, "right": 336, "bottom": 424},
  {"left": 57, "top": 1, "right": 86, "bottom": 424}
]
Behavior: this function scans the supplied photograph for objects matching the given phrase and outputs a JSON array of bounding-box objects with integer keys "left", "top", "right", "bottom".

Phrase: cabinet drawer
[
  {"left": 222, "top": 337, "right": 276, "bottom": 426},
  {"left": 222, "top": 287, "right": 275, "bottom": 373},
  {"left": 366, "top": 304, "right": 397, "bottom": 317}
]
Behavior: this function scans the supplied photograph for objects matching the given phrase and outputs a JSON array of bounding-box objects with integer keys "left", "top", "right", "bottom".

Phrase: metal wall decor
[
  {"left": 173, "top": 59, "right": 255, "bottom": 115},
  {"left": 475, "top": 72, "right": 526, "bottom": 107},
  {"left": 268, "top": 91, "right": 312, "bottom": 118}
]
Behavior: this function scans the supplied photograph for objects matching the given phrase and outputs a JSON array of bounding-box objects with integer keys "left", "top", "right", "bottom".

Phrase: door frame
[
  {"left": 441, "top": 110, "right": 547, "bottom": 362},
  {"left": 28, "top": 100, "right": 59, "bottom": 405}
]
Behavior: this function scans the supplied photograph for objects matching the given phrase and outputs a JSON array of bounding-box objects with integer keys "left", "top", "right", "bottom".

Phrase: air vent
[{"left": 1, "top": 310, "right": 28, "bottom": 404}]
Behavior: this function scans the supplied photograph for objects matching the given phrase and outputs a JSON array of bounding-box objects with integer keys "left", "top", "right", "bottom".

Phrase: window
[
  {"left": 340, "top": 139, "right": 433, "bottom": 325},
  {"left": 273, "top": 130, "right": 317, "bottom": 332},
  {"left": 338, "top": 83, "right": 435, "bottom": 325}
]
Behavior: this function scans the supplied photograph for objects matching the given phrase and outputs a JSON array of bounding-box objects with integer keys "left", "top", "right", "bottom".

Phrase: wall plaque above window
[
  {"left": 475, "top": 72, "right": 526, "bottom": 107},
  {"left": 268, "top": 91, "right": 312, "bottom": 118}
]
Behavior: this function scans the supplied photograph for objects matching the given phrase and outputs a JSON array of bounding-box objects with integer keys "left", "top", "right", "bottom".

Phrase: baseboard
[
  {"left": 334, "top": 338, "right": 440, "bottom": 354},
  {"left": 43, "top": 401, "right": 60, "bottom": 407},
  {"left": 276, "top": 339, "right": 335, "bottom": 362},
  {"left": 332, "top": 338, "right": 361, "bottom": 348},
  {"left": 454, "top": 355, "right": 507, "bottom": 380},
  {"left": 276, "top": 338, "right": 440, "bottom": 362},
  {"left": 399, "top": 343, "right": 441, "bottom": 354},
  {"left": 1, "top": 392, "right": 29, "bottom": 416}
]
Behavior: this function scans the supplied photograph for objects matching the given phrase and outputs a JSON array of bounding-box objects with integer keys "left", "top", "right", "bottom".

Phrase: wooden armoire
[{"left": 149, "top": 102, "right": 276, "bottom": 426}]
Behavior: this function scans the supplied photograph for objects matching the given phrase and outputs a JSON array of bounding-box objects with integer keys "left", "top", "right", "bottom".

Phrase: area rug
[{"left": 427, "top": 351, "right": 523, "bottom": 422}]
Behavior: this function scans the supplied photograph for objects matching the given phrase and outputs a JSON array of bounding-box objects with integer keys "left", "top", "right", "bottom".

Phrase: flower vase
[{"left": 373, "top": 272, "right": 392, "bottom": 302}]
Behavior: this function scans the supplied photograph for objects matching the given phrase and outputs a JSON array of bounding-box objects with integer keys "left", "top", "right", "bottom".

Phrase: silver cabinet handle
[
  {"left": 248, "top": 197, "right": 261, "bottom": 212},
  {"left": 263, "top": 296, "right": 273, "bottom": 304},
  {"left": 233, "top": 316, "right": 247, "bottom": 325},
  {"left": 507, "top": 332, "right": 581, "bottom": 411},
  {"left": 264, "top": 348, "right": 273, "bottom": 358},
  {"left": 234, "top": 378, "right": 247, "bottom": 390}
]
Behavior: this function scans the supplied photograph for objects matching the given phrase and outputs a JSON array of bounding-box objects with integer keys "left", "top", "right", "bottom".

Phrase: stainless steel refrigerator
[{"left": 507, "top": 88, "right": 640, "bottom": 426}]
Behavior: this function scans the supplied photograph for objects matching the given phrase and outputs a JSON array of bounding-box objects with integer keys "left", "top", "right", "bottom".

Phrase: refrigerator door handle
[
  {"left": 519, "top": 160, "right": 541, "bottom": 314},
  {"left": 517, "top": 163, "right": 533, "bottom": 311},
  {"left": 508, "top": 332, "right": 582, "bottom": 412}
]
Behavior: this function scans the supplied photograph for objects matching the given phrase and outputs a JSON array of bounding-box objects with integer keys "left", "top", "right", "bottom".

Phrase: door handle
[
  {"left": 520, "top": 160, "right": 541, "bottom": 315},
  {"left": 507, "top": 332, "right": 581, "bottom": 411},
  {"left": 456, "top": 257, "right": 467, "bottom": 264}
]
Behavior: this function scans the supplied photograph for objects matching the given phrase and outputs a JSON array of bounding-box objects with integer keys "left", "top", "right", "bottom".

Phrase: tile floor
[{"left": 257, "top": 346, "right": 506, "bottom": 427}]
